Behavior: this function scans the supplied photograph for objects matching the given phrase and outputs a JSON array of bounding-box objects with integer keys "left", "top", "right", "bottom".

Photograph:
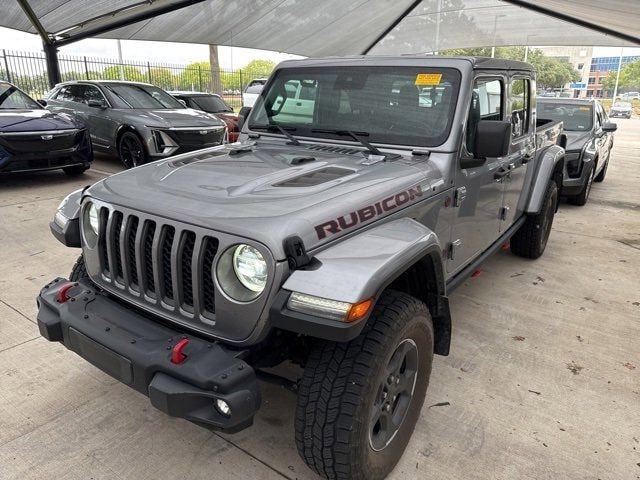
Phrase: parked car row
[{"left": 0, "top": 77, "right": 273, "bottom": 175}]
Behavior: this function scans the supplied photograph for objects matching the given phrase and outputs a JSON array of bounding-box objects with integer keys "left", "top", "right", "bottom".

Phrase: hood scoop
[
  {"left": 273, "top": 166, "right": 355, "bottom": 188},
  {"left": 306, "top": 144, "right": 362, "bottom": 155}
]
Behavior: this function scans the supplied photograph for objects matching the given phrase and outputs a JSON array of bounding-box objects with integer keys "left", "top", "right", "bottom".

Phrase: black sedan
[{"left": 0, "top": 81, "right": 92, "bottom": 175}]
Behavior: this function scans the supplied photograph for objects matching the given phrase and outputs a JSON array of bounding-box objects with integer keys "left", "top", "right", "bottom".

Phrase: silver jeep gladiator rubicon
[{"left": 39, "top": 56, "right": 564, "bottom": 480}]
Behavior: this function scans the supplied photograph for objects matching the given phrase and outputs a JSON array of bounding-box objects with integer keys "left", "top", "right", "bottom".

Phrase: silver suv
[{"left": 45, "top": 80, "right": 227, "bottom": 168}]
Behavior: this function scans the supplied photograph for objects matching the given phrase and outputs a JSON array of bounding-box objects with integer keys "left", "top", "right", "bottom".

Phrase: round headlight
[
  {"left": 82, "top": 202, "right": 99, "bottom": 248},
  {"left": 232, "top": 244, "right": 267, "bottom": 293},
  {"left": 88, "top": 203, "right": 99, "bottom": 235}
]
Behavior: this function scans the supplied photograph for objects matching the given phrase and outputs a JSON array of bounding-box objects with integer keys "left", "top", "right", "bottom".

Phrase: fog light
[{"left": 215, "top": 398, "right": 231, "bottom": 417}]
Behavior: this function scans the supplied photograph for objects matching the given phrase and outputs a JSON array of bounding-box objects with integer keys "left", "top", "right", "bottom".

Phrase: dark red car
[{"left": 169, "top": 91, "right": 239, "bottom": 142}]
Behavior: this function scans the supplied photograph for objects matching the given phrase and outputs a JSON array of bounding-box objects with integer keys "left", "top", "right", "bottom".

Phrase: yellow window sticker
[
  {"left": 415, "top": 73, "right": 442, "bottom": 86},
  {"left": 579, "top": 107, "right": 590, "bottom": 111}
]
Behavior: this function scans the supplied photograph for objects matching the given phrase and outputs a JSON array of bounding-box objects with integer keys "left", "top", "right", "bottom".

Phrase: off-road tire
[
  {"left": 594, "top": 158, "right": 608, "bottom": 183},
  {"left": 510, "top": 180, "right": 558, "bottom": 259},
  {"left": 63, "top": 165, "right": 89, "bottom": 176},
  {"left": 295, "top": 290, "right": 434, "bottom": 480},
  {"left": 69, "top": 255, "right": 90, "bottom": 282},
  {"left": 568, "top": 164, "right": 594, "bottom": 206}
]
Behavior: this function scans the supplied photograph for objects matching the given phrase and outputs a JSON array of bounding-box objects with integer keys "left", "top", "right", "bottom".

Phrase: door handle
[{"left": 296, "top": 102, "right": 302, "bottom": 106}]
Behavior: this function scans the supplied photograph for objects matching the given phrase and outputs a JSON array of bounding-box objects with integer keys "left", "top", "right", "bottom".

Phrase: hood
[
  {"left": 132, "top": 108, "right": 225, "bottom": 128},
  {"left": 87, "top": 141, "right": 443, "bottom": 259},
  {"left": 0, "top": 108, "right": 83, "bottom": 132},
  {"left": 564, "top": 130, "right": 593, "bottom": 152}
]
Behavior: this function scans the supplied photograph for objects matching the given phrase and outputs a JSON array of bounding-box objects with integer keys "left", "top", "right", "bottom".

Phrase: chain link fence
[{"left": 0, "top": 49, "right": 274, "bottom": 109}]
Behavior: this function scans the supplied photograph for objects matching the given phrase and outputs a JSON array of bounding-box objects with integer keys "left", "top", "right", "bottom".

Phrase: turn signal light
[{"left": 345, "top": 298, "right": 374, "bottom": 323}]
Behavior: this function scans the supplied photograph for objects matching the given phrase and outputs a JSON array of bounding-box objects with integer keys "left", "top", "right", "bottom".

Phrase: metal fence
[{"left": 0, "top": 49, "right": 274, "bottom": 109}]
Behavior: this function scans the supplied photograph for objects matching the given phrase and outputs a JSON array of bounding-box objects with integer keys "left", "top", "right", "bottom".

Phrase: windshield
[
  {"left": 538, "top": 102, "right": 593, "bottom": 132},
  {"left": 249, "top": 66, "right": 461, "bottom": 147},
  {"left": 0, "top": 83, "right": 41, "bottom": 110},
  {"left": 188, "top": 95, "right": 232, "bottom": 113},
  {"left": 613, "top": 102, "right": 631, "bottom": 108},
  {"left": 105, "top": 83, "right": 184, "bottom": 109}
]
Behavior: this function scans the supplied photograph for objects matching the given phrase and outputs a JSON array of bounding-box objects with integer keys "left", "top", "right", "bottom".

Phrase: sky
[{"left": 1, "top": 27, "right": 639, "bottom": 68}]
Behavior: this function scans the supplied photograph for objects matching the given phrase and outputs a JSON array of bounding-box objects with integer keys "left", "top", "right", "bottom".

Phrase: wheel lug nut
[
  {"left": 384, "top": 404, "right": 391, "bottom": 412},
  {"left": 382, "top": 392, "right": 388, "bottom": 399},
  {"left": 395, "top": 378, "right": 400, "bottom": 385}
]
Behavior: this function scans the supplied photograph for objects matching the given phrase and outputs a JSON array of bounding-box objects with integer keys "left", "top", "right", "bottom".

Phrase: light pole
[{"left": 611, "top": 47, "right": 624, "bottom": 101}]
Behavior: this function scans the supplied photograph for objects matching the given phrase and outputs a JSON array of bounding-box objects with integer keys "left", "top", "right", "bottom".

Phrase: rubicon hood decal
[{"left": 315, "top": 185, "right": 424, "bottom": 240}]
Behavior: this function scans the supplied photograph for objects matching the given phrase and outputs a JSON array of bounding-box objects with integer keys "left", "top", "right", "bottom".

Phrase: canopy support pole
[{"left": 16, "top": 0, "right": 62, "bottom": 87}]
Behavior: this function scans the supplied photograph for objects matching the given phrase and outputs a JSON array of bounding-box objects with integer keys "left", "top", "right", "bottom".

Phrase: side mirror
[
  {"left": 87, "top": 99, "right": 106, "bottom": 109},
  {"left": 475, "top": 120, "right": 512, "bottom": 159},
  {"left": 557, "top": 133, "right": 568, "bottom": 150},
  {"left": 602, "top": 122, "right": 617, "bottom": 133},
  {"left": 177, "top": 99, "right": 187, "bottom": 107},
  {"left": 37, "top": 99, "right": 47, "bottom": 107},
  {"left": 237, "top": 106, "right": 252, "bottom": 131}
]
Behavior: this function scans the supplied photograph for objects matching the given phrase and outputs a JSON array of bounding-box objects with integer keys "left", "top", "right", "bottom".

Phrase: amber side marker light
[{"left": 345, "top": 298, "right": 374, "bottom": 323}]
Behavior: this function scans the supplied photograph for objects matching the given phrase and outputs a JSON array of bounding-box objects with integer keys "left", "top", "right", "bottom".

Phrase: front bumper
[
  {"left": 37, "top": 278, "right": 260, "bottom": 433},
  {"left": 610, "top": 111, "right": 631, "bottom": 118},
  {"left": 561, "top": 156, "right": 593, "bottom": 197}
]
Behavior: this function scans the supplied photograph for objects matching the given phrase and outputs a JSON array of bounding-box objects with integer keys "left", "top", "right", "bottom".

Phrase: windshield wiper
[
  {"left": 311, "top": 128, "right": 382, "bottom": 156},
  {"left": 250, "top": 124, "right": 300, "bottom": 145}
]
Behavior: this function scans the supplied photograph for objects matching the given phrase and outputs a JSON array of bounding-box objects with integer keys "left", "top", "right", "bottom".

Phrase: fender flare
[
  {"left": 274, "top": 218, "right": 452, "bottom": 354},
  {"left": 525, "top": 144, "right": 564, "bottom": 214},
  {"left": 50, "top": 188, "right": 84, "bottom": 247}
]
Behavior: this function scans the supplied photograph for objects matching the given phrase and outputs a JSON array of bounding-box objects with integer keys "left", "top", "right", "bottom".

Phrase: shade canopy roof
[{"left": 3, "top": 0, "right": 639, "bottom": 55}]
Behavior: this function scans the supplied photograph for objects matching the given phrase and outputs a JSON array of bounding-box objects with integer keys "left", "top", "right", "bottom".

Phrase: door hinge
[
  {"left": 449, "top": 239, "right": 462, "bottom": 260},
  {"left": 500, "top": 205, "right": 510, "bottom": 221},
  {"left": 454, "top": 186, "right": 467, "bottom": 207}
]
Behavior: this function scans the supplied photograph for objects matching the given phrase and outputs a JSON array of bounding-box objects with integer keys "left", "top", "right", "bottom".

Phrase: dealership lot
[{"left": 0, "top": 120, "right": 638, "bottom": 479}]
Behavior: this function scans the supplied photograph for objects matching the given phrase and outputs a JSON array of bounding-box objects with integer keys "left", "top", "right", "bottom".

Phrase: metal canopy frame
[
  {"left": 10, "top": 0, "right": 640, "bottom": 89},
  {"left": 16, "top": 0, "right": 207, "bottom": 86}
]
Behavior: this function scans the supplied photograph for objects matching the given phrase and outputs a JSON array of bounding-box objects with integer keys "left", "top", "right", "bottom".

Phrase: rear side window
[{"left": 511, "top": 78, "right": 530, "bottom": 138}]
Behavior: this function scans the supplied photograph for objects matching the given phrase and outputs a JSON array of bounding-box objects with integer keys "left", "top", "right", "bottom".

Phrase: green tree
[
  {"left": 241, "top": 59, "right": 276, "bottom": 87},
  {"left": 148, "top": 67, "right": 175, "bottom": 89},
  {"left": 178, "top": 61, "right": 210, "bottom": 91},
  {"left": 602, "top": 60, "right": 640, "bottom": 95},
  {"left": 101, "top": 65, "right": 145, "bottom": 82}
]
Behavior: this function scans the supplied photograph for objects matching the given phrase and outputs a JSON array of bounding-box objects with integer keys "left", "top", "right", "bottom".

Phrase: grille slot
[
  {"left": 143, "top": 221, "right": 156, "bottom": 295},
  {"left": 126, "top": 216, "right": 139, "bottom": 287},
  {"left": 97, "top": 208, "right": 220, "bottom": 319},
  {"left": 160, "top": 226, "right": 175, "bottom": 302},
  {"left": 180, "top": 231, "right": 196, "bottom": 309},
  {"left": 112, "top": 212, "right": 124, "bottom": 280},
  {"left": 201, "top": 237, "right": 219, "bottom": 314}
]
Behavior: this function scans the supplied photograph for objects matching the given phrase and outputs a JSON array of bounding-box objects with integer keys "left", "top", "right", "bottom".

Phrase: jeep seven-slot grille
[{"left": 98, "top": 209, "right": 219, "bottom": 316}]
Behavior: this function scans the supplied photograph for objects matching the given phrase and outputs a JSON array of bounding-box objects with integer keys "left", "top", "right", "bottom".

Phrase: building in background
[
  {"left": 587, "top": 55, "right": 640, "bottom": 97},
  {"left": 536, "top": 46, "right": 593, "bottom": 98}
]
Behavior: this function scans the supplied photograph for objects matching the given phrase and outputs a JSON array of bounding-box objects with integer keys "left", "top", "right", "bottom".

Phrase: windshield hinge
[{"left": 283, "top": 236, "right": 310, "bottom": 270}]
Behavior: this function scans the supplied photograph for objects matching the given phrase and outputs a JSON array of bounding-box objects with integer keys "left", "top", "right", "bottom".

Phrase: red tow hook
[
  {"left": 171, "top": 338, "right": 190, "bottom": 364},
  {"left": 56, "top": 282, "right": 77, "bottom": 303}
]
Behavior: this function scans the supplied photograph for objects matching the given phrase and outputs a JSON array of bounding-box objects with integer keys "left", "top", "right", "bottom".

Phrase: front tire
[
  {"left": 69, "top": 255, "right": 90, "bottom": 282},
  {"left": 295, "top": 290, "right": 434, "bottom": 480},
  {"left": 510, "top": 180, "right": 558, "bottom": 259},
  {"left": 594, "top": 158, "right": 608, "bottom": 183},
  {"left": 568, "top": 164, "right": 594, "bottom": 206},
  {"left": 118, "top": 131, "right": 147, "bottom": 169}
]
